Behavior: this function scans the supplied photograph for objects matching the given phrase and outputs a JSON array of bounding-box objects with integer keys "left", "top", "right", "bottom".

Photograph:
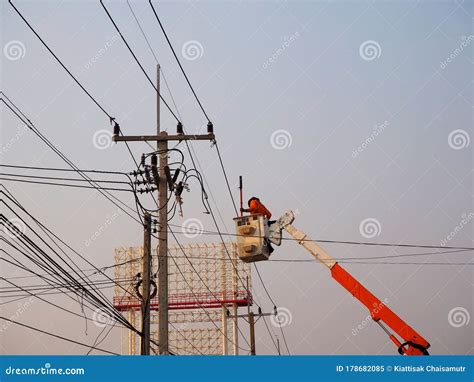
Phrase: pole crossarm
[{"left": 112, "top": 133, "right": 215, "bottom": 143}]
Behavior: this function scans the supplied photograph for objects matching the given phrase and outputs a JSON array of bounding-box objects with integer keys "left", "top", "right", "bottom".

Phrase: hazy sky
[{"left": 1, "top": 0, "right": 472, "bottom": 355}]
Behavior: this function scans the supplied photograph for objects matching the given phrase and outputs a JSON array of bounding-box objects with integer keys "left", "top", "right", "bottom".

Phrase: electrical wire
[
  {"left": 148, "top": 0, "right": 211, "bottom": 123},
  {"left": 0, "top": 316, "right": 120, "bottom": 355},
  {"left": 0, "top": 177, "right": 133, "bottom": 192},
  {"left": 99, "top": 0, "right": 180, "bottom": 123}
]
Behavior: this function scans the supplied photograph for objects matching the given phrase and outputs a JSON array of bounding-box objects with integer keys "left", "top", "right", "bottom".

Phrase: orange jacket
[{"left": 248, "top": 199, "right": 272, "bottom": 219}]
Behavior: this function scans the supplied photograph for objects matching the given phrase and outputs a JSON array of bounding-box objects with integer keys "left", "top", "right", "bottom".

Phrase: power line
[
  {"left": 166, "top": 223, "right": 474, "bottom": 251},
  {"left": 148, "top": 0, "right": 211, "bottom": 123},
  {"left": 1, "top": 96, "right": 141, "bottom": 224},
  {"left": 0, "top": 316, "right": 119, "bottom": 355},
  {"left": 99, "top": 0, "right": 180, "bottom": 123},
  {"left": 8, "top": 1, "right": 111, "bottom": 120},
  {"left": 1, "top": 190, "right": 141, "bottom": 333},
  {"left": 0, "top": 176, "right": 133, "bottom": 192},
  {"left": 143, "top": 3, "right": 288, "bottom": 353},
  {"left": 0, "top": 164, "right": 128, "bottom": 176},
  {"left": 126, "top": 0, "right": 182, "bottom": 122},
  {"left": 0, "top": 171, "right": 130, "bottom": 185}
]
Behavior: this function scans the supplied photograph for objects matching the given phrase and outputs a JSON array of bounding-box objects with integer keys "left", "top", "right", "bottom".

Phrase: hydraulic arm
[{"left": 284, "top": 223, "right": 430, "bottom": 355}]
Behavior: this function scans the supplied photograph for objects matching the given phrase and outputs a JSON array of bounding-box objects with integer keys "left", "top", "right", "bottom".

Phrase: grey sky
[{"left": 1, "top": 0, "right": 473, "bottom": 355}]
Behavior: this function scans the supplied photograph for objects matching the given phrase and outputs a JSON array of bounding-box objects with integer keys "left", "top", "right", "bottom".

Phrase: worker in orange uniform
[
  {"left": 241, "top": 197, "right": 272, "bottom": 219},
  {"left": 241, "top": 197, "right": 275, "bottom": 254}
]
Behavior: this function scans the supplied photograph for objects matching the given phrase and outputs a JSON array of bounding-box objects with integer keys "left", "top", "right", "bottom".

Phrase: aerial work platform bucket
[{"left": 233, "top": 214, "right": 270, "bottom": 263}]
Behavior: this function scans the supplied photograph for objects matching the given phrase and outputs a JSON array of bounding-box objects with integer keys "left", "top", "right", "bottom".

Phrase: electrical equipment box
[{"left": 233, "top": 214, "right": 270, "bottom": 263}]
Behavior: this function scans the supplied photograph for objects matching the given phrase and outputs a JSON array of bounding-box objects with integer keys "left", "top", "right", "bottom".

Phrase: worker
[
  {"left": 241, "top": 197, "right": 274, "bottom": 254},
  {"left": 241, "top": 197, "right": 272, "bottom": 219}
]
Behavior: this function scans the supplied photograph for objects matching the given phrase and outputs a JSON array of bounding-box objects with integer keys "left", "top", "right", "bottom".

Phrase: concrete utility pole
[
  {"left": 227, "top": 308, "right": 275, "bottom": 356},
  {"left": 156, "top": 64, "right": 169, "bottom": 355},
  {"left": 141, "top": 212, "right": 152, "bottom": 355},
  {"left": 112, "top": 64, "right": 215, "bottom": 355},
  {"left": 249, "top": 311, "right": 256, "bottom": 355}
]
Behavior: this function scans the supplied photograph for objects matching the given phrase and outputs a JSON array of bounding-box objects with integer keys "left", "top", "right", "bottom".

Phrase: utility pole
[
  {"left": 247, "top": 276, "right": 256, "bottom": 355},
  {"left": 141, "top": 212, "right": 152, "bottom": 355},
  {"left": 112, "top": 64, "right": 215, "bottom": 355},
  {"left": 227, "top": 307, "right": 274, "bottom": 355},
  {"left": 155, "top": 64, "right": 169, "bottom": 355},
  {"left": 249, "top": 311, "right": 256, "bottom": 355}
]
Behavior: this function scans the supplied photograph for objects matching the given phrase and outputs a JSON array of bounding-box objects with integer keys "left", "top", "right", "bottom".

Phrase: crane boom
[{"left": 284, "top": 223, "right": 430, "bottom": 355}]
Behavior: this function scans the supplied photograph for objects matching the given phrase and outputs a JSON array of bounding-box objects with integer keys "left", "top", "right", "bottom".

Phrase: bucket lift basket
[{"left": 233, "top": 214, "right": 270, "bottom": 263}]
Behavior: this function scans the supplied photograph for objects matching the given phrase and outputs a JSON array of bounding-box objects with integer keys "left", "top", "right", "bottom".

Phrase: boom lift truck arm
[{"left": 278, "top": 212, "right": 430, "bottom": 356}]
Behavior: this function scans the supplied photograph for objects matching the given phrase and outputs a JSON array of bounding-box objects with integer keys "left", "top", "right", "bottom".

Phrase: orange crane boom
[{"left": 284, "top": 222, "right": 430, "bottom": 355}]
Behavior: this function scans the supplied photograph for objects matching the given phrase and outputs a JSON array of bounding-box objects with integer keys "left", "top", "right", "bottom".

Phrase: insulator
[
  {"left": 113, "top": 121, "right": 120, "bottom": 136},
  {"left": 141, "top": 154, "right": 145, "bottom": 167},
  {"left": 207, "top": 121, "right": 213, "bottom": 134},
  {"left": 172, "top": 168, "right": 180, "bottom": 184},
  {"left": 177, "top": 122, "right": 184, "bottom": 135},
  {"left": 164, "top": 166, "right": 173, "bottom": 191},
  {"left": 144, "top": 168, "right": 152, "bottom": 183},
  {"left": 175, "top": 181, "right": 184, "bottom": 197},
  {"left": 151, "top": 153, "right": 157, "bottom": 167}
]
